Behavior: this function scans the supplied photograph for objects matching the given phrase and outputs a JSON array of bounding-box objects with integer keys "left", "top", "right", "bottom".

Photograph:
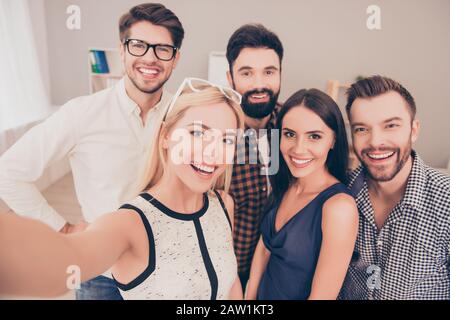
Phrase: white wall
[
  {"left": 28, "top": 0, "right": 51, "bottom": 100},
  {"left": 35, "top": 0, "right": 450, "bottom": 168}
]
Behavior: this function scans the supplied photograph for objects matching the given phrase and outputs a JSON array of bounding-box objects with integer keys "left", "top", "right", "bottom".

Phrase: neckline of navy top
[{"left": 272, "top": 182, "right": 342, "bottom": 235}]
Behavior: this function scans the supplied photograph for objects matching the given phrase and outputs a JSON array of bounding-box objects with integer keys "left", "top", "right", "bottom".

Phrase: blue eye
[
  {"left": 191, "top": 130, "right": 204, "bottom": 138},
  {"left": 223, "top": 137, "right": 235, "bottom": 145}
]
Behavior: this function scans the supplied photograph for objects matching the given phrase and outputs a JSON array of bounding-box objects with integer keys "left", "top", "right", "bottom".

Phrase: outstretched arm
[
  {"left": 308, "top": 193, "right": 359, "bottom": 300},
  {"left": 0, "top": 208, "right": 137, "bottom": 297}
]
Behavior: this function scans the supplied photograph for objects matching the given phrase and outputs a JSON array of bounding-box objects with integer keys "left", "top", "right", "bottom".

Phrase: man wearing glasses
[{"left": 0, "top": 3, "right": 183, "bottom": 300}]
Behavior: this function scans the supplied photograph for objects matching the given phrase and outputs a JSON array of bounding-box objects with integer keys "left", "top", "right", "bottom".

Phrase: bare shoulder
[
  {"left": 115, "top": 208, "right": 145, "bottom": 227},
  {"left": 322, "top": 193, "right": 358, "bottom": 221},
  {"left": 97, "top": 209, "right": 149, "bottom": 253},
  {"left": 91, "top": 208, "right": 144, "bottom": 232}
]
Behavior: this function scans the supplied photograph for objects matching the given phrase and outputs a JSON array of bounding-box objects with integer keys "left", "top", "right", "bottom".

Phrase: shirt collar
[
  {"left": 115, "top": 77, "right": 169, "bottom": 116},
  {"left": 401, "top": 150, "right": 427, "bottom": 212},
  {"left": 349, "top": 150, "right": 427, "bottom": 213}
]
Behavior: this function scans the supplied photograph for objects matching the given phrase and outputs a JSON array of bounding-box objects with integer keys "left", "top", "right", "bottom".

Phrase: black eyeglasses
[{"left": 124, "top": 39, "right": 178, "bottom": 61}]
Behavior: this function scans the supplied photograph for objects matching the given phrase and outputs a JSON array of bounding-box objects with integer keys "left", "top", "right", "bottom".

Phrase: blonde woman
[{"left": 0, "top": 79, "right": 245, "bottom": 300}]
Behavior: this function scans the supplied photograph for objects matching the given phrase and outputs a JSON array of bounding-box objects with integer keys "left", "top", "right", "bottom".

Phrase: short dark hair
[
  {"left": 226, "top": 24, "right": 284, "bottom": 73},
  {"left": 119, "top": 3, "right": 185, "bottom": 49},
  {"left": 269, "top": 89, "right": 350, "bottom": 204},
  {"left": 345, "top": 75, "right": 416, "bottom": 120}
]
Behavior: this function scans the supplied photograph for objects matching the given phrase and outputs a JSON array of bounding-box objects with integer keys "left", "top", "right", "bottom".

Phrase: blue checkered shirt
[{"left": 339, "top": 151, "right": 449, "bottom": 300}]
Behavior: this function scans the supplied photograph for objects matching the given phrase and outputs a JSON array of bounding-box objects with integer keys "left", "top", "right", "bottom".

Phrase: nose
[
  {"left": 291, "top": 135, "right": 308, "bottom": 155},
  {"left": 202, "top": 136, "right": 224, "bottom": 165},
  {"left": 202, "top": 148, "right": 221, "bottom": 166},
  {"left": 252, "top": 73, "right": 268, "bottom": 91},
  {"left": 368, "top": 128, "right": 386, "bottom": 149},
  {"left": 142, "top": 46, "right": 158, "bottom": 62}
]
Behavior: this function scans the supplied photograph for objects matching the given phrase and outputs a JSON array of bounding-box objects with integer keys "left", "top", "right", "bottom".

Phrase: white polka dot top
[{"left": 113, "top": 190, "right": 238, "bottom": 300}]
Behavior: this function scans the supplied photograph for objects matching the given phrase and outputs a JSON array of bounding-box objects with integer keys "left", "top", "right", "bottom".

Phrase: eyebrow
[
  {"left": 350, "top": 122, "right": 367, "bottom": 128},
  {"left": 237, "top": 65, "right": 279, "bottom": 72},
  {"left": 351, "top": 117, "right": 404, "bottom": 127},
  {"left": 188, "top": 123, "right": 238, "bottom": 136},
  {"left": 282, "top": 128, "right": 324, "bottom": 134},
  {"left": 383, "top": 117, "right": 403, "bottom": 123}
]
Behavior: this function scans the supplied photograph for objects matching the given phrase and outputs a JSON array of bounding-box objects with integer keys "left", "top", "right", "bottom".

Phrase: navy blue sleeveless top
[{"left": 257, "top": 183, "right": 353, "bottom": 300}]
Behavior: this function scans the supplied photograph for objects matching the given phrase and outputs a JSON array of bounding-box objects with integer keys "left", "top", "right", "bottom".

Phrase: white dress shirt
[{"left": 0, "top": 78, "right": 172, "bottom": 231}]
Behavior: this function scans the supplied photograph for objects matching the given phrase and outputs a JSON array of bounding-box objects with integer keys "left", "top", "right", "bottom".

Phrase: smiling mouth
[
  {"left": 137, "top": 67, "right": 160, "bottom": 78},
  {"left": 249, "top": 93, "right": 270, "bottom": 102},
  {"left": 190, "top": 162, "right": 217, "bottom": 176},
  {"left": 366, "top": 151, "right": 395, "bottom": 161},
  {"left": 290, "top": 157, "right": 314, "bottom": 167}
]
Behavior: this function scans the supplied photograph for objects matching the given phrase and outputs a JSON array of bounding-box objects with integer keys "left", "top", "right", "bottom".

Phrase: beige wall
[{"left": 37, "top": 0, "right": 450, "bottom": 168}]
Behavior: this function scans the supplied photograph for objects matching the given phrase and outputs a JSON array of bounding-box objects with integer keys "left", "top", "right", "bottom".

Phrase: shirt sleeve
[{"left": 0, "top": 100, "right": 79, "bottom": 230}]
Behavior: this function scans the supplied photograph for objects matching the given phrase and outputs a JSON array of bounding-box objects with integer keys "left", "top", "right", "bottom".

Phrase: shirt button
[
  {"left": 262, "top": 187, "right": 267, "bottom": 192},
  {"left": 377, "top": 240, "right": 383, "bottom": 246}
]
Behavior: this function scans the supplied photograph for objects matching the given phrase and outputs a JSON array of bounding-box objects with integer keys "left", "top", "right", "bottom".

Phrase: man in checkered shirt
[
  {"left": 339, "top": 75, "right": 449, "bottom": 300},
  {"left": 225, "top": 24, "right": 284, "bottom": 290}
]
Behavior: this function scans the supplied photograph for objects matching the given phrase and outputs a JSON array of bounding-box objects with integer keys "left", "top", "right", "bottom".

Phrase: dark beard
[
  {"left": 241, "top": 89, "right": 279, "bottom": 119},
  {"left": 358, "top": 143, "right": 412, "bottom": 182}
]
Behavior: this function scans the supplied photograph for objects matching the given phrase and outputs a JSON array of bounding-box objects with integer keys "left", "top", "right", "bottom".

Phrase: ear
[
  {"left": 226, "top": 70, "right": 233, "bottom": 88},
  {"left": 119, "top": 42, "right": 126, "bottom": 65},
  {"left": 172, "top": 50, "right": 181, "bottom": 70},
  {"left": 411, "top": 119, "right": 420, "bottom": 143}
]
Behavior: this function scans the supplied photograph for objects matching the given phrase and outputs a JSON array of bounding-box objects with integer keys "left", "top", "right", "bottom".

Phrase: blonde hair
[{"left": 134, "top": 85, "right": 245, "bottom": 197}]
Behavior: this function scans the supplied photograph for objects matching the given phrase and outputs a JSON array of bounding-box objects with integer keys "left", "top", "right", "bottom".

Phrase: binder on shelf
[
  {"left": 89, "top": 51, "right": 99, "bottom": 73},
  {"left": 90, "top": 50, "right": 110, "bottom": 74}
]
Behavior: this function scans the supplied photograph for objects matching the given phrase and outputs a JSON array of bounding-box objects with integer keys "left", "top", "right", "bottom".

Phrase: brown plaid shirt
[{"left": 230, "top": 105, "right": 281, "bottom": 275}]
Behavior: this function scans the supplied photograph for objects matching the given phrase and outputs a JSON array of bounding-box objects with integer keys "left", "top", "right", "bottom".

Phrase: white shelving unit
[
  {"left": 208, "top": 51, "right": 229, "bottom": 88},
  {"left": 88, "top": 47, "right": 124, "bottom": 94}
]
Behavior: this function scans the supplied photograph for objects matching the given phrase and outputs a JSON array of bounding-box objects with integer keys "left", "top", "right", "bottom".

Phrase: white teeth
[
  {"left": 252, "top": 94, "right": 267, "bottom": 99},
  {"left": 291, "top": 158, "right": 313, "bottom": 165},
  {"left": 368, "top": 152, "right": 394, "bottom": 160},
  {"left": 139, "top": 68, "right": 158, "bottom": 75},
  {"left": 192, "top": 163, "right": 215, "bottom": 173}
]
